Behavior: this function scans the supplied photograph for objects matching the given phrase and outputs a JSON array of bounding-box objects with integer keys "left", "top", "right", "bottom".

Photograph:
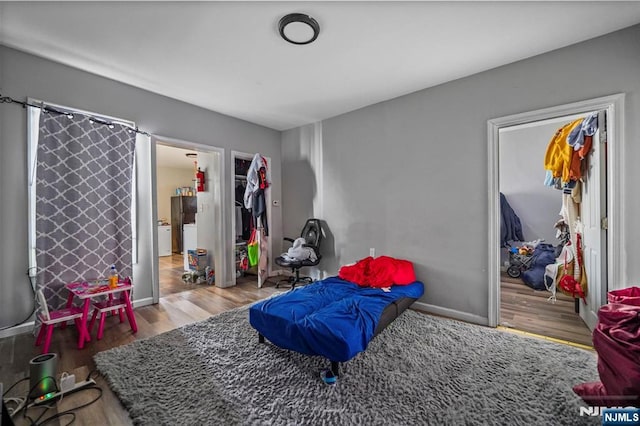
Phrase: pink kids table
[{"left": 65, "top": 279, "right": 137, "bottom": 349}]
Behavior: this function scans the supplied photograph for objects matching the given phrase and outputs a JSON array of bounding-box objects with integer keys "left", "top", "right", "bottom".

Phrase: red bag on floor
[{"left": 608, "top": 286, "right": 640, "bottom": 306}]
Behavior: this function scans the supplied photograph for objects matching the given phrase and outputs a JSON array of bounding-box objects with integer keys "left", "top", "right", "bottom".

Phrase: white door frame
[
  {"left": 487, "top": 94, "right": 626, "bottom": 327},
  {"left": 151, "top": 136, "right": 225, "bottom": 303}
]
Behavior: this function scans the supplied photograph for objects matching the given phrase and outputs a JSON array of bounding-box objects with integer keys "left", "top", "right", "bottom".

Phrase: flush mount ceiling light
[{"left": 278, "top": 13, "right": 320, "bottom": 45}]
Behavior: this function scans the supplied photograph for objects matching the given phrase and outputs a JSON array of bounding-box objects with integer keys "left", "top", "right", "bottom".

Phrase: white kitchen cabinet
[
  {"left": 183, "top": 223, "right": 198, "bottom": 270},
  {"left": 158, "top": 225, "right": 172, "bottom": 256}
]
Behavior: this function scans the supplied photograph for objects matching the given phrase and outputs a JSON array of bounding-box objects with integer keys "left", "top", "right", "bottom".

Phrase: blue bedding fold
[{"left": 249, "top": 277, "right": 424, "bottom": 362}]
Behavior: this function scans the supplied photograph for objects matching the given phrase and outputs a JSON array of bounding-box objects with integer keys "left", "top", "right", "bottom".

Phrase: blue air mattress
[{"left": 249, "top": 277, "right": 424, "bottom": 362}]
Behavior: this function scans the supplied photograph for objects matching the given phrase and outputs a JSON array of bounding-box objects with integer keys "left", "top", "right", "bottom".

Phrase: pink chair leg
[
  {"left": 62, "top": 293, "right": 74, "bottom": 329},
  {"left": 89, "top": 309, "right": 98, "bottom": 336},
  {"left": 35, "top": 324, "right": 46, "bottom": 346},
  {"left": 42, "top": 325, "right": 54, "bottom": 354},
  {"left": 78, "top": 299, "right": 91, "bottom": 349},
  {"left": 123, "top": 293, "right": 138, "bottom": 333},
  {"left": 119, "top": 308, "right": 125, "bottom": 323},
  {"left": 97, "top": 313, "right": 106, "bottom": 340},
  {"left": 72, "top": 317, "right": 89, "bottom": 343}
]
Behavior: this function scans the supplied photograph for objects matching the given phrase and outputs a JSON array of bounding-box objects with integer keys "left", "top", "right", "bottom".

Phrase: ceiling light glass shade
[{"left": 279, "top": 13, "right": 320, "bottom": 45}]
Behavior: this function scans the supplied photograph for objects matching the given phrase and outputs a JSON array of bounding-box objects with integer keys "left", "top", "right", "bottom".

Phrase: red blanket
[{"left": 338, "top": 256, "right": 416, "bottom": 288}]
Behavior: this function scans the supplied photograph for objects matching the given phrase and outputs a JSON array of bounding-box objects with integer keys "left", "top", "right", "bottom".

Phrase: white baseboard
[
  {"left": 412, "top": 301, "right": 489, "bottom": 326},
  {"left": 132, "top": 297, "right": 154, "bottom": 308},
  {"left": 0, "top": 320, "right": 35, "bottom": 339}
]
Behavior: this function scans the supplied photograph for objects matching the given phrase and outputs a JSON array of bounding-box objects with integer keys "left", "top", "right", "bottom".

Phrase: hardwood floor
[
  {"left": 159, "top": 253, "right": 210, "bottom": 297},
  {"left": 500, "top": 273, "right": 593, "bottom": 347},
  {"left": 0, "top": 271, "right": 282, "bottom": 426}
]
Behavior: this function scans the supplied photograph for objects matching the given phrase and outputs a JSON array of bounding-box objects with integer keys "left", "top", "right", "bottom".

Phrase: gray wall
[
  {"left": 281, "top": 125, "right": 318, "bottom": 242},
  {"left": 280, "top": 123, "right": 327, "bottom": 279},
  {"left": 499, "top": 121, "right": 566, "bottom": 245},
  {"left": 282, "top": 24, "right": 640, "bottom": 322},
  {"left": 0, "top": 46, "right": 282, "bottom": 329},
  {"left": 156, "top": 165, "right": 195, "bottom": 223}
]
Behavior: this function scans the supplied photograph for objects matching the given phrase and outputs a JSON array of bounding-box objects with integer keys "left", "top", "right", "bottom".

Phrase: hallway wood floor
[
  {"left": 159, "top": 253, "right": 213, "bottom": 297},
  {"left": 500, "top": 273, "right": 593, "bottom": 347}
]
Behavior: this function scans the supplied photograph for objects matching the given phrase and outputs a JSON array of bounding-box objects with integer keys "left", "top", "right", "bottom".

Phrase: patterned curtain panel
[{"left": 36, "top": 112, "right": 135, "bottom": 309}]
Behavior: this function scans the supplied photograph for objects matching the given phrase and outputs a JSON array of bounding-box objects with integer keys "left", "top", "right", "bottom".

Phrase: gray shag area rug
[{"left": 94, "top": 306, "right": 599, "bottom": 426}]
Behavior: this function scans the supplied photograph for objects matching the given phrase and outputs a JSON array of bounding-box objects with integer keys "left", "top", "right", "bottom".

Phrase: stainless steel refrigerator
[{"left": 171, "top": 195, "right": 197, "bottom": 253}]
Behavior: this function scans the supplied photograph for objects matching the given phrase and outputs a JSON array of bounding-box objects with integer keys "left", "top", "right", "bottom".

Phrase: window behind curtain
[{"left": 28, "top": 102, "right": 138, "bottom": 309}]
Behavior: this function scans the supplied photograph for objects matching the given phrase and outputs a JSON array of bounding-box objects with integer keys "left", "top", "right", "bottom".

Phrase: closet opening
[{"left": 231, "top": 151, "right": 272, "bottom": 288}]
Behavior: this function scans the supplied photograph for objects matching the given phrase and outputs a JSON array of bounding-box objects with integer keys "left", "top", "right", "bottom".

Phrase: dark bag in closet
[{"left": 520, "top": 243, "right": 556, "bottom": 291}]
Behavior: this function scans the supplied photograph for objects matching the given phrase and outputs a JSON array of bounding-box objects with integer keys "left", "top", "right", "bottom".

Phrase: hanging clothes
[
  {"left": 258, "top": 228, "right": 269, "bottom": 283},
  {"left": 543, "top": 118, "right": 583, "bottom": 185},
  {"left": 560, "top": 193, "right": 580, "bottom": 244},
  {"left": 575, "top": 232, "right": 588, "bottom": 295},
  {"left": 567, "top": 135, "right": 593, "bottom": 182},
  {"left": 252, "top": 167, "right": 269, "bottom": 236},
  {"left": 244, "top": 153, "right": 269, "bottom": 236},
  {"left": 544, "top": 242, "right": 576, "bottom": 302},
  {"left": 540, "top": 113, "right": 598, "bottom": 304},
  {"left": 243, "top": 153, "right": 267, "bottom": 210},
  {"left": 235, "top": 182, "right": 251, "bottom": 240},
  {"left": 567, "top": 111, "right": 598, "bottom": 150},
  {"left": 544, "top": 113, "right": 598, "bottom": 187}
]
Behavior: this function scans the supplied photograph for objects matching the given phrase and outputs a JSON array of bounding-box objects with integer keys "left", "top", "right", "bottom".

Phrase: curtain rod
[{"left": 0, "top": 94, "right": 150, "bottom": 136}]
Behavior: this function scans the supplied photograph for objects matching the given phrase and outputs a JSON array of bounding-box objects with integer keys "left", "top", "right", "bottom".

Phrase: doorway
[
  {"left": 487, "top": 94, "right": 627, "bottom": 339},
  {"left": 231, "top": 151, "right": 272, "bottom": 288},
  {"left": 153, "top": 137, "right": 223, "bottom": 301},
  {"left": 498, "top": 115, "right": 594, "bottom": 346}
]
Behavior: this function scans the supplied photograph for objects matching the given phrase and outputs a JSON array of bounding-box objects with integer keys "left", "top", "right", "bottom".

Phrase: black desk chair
[{"left": 275, "top": 219, "right": 323, "bottom": 289}]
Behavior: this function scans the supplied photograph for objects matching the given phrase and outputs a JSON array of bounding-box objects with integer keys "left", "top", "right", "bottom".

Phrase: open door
[{"left": 579, "top": 110, "right": 607, "bottom": 331}]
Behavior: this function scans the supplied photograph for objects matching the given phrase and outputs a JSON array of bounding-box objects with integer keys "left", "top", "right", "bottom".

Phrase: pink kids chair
[
  {"left": 87, "top": 278, "right": 134, "bottom": 340},
  {"left": 35, "top": 288, "right": 84, "bottom": 353}
]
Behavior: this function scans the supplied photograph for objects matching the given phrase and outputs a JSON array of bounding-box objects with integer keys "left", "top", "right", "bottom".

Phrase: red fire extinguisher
[{"left": 196, "top": 168, "right": 205, "bottom": 192}]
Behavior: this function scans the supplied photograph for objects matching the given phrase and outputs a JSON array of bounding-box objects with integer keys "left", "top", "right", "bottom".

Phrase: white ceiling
[
  {"left": 156, "top": 144, "right": 199, "bottom": 169},
  {"left": 2, "top": 2, "right": 640, "bottom": 131}
]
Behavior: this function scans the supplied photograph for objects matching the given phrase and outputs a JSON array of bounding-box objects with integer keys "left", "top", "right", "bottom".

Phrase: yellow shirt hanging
[{"left": 544, "top": 119, "right": 583, "bottom": 184}]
